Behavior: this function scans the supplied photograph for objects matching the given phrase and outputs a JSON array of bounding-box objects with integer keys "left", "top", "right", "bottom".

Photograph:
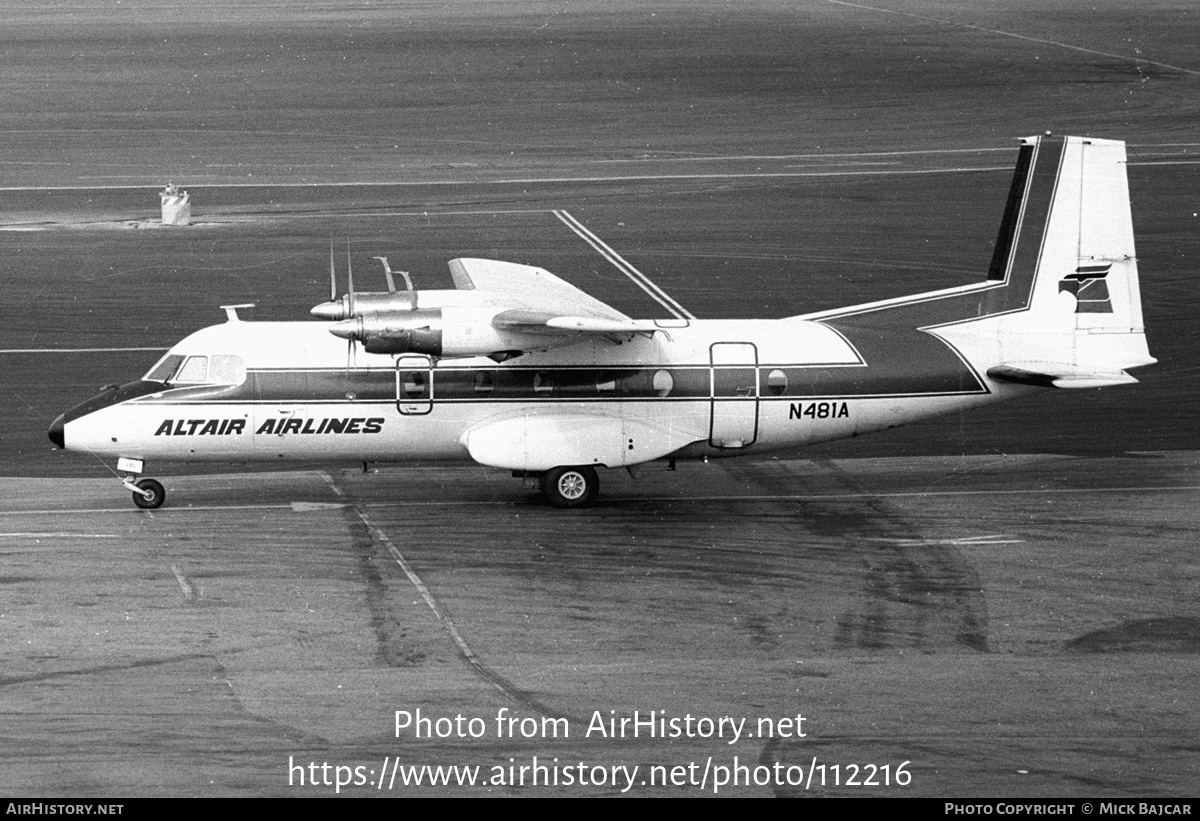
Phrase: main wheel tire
[
  {"left": 132, "top": 478, "right": 166, "bottom": 510},
  {"left": 542, "top": 465, "right": 599, "bottom": 508}
]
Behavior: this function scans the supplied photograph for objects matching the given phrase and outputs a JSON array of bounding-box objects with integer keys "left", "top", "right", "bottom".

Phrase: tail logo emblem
[{"left": 1059, "top": 264, "right": 1114, "bottom": 313}]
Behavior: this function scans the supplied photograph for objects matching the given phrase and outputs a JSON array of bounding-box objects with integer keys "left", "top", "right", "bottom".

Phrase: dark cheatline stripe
[
  {"left": 813, "top": 136, "right": 1068, "bottom": 397},
  {"left": 980, "top": 135, "right": 1065, "bottom": 316},
  {"left": 986, "top": 143, "right": 1035, "bottom": 281},
  {"left": 59, "top": 380, "right": 168, "bottom": 424}
]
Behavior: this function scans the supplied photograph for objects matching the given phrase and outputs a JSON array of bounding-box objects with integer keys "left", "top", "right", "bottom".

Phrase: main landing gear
[
  {"left": 117, "top": 458, "right": 166, "bottom": 510},
  {"left": 539, "top": 465, "right": 599, "bottom": 508}
]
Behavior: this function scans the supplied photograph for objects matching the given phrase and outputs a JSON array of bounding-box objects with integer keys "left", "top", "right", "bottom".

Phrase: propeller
[
  {"left": 325, "top": 240, "right": 360, "bottom": 369},
  {"left": 346, "top": 241, "right": 356, "bottom": 318},
  {"left": 345, "top": 244, "right": 357, "bottom": 369},
  {"left": 328, "top": 239, "right": 337, "bottom": 302},
  {"left": 373, "top": 256, "right": 416, "bottom": 308}
]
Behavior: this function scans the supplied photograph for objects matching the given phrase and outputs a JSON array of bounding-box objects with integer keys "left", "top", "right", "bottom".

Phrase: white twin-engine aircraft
[{"left": 49, "top": 134, "right": 1154, "bottom": 509}]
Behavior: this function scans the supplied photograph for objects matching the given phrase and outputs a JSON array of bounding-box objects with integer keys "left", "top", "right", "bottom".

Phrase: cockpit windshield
[
  {"left": 143, "top": 353, "right": 245, "bottom": 386},
  {"left": 144, "top": 354, "right": 184, "bottom": 383}
]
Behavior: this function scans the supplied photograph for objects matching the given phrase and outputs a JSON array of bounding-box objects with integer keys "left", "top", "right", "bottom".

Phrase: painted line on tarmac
[
  {"left": 254, "top": 207, "right": 551, "bottom": 220},
  {"left": 317, "top": 471, "right": 573, "bottom": 723},
  {"left": 865, "top": 534, "right": 1026, "bottom": 546},
  {"left": 170, "top": 564, "right": 198, "bottom": 601},
  {"left": 554, "top": 209, "right": 695, "bottom": 320},
  {"left": 825, "top": 0, "right": 1200, "bottom": 77},
  {"left": 0, "top": 532, "right": 118, "bottom": 538},
  {"left": 0, "top": 503, "right": 299, "bottom": 516},
  {"left": 592, "top": 147, "right": 1014, "bottom": 163},
  {"left": 0, "top": 347, "right": 168, "bottom": 354},
  {"left": 7, "top": 482, "right": 1200, "bottom": 517},
  {"left": 0, "top": 165, "right": 1013, "bottom": 192}
]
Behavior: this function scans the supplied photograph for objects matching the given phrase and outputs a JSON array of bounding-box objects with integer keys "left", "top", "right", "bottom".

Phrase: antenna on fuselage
[{"left": 220, "top": 303, "right": 256, "bottom": 322}]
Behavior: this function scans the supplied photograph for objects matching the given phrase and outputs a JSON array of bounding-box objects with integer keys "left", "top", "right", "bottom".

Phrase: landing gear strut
[
  {"left": 116, "top": 458, "right": 165, "bottom": 510},
  {"left": 540, "top": 465, "right": 599, "bottom": 508}
]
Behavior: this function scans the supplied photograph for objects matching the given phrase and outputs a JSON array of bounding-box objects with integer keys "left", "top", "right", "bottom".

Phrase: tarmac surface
[
  {"left": 2, "top": 0, "right": 1198, "bottom": 798},
  {"left": 3, "top": 454, "right": 1199, "bottom": 796}
]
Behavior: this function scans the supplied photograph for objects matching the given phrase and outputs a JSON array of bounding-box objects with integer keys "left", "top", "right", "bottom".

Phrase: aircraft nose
[{"left": 48, "top": 414, "right": 65, "bottom": 449}]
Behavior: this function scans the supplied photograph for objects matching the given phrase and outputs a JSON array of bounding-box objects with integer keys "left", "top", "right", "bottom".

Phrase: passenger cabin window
[
  {"left": 473, "top": 371, "right": 494, "bottom": 396},
  {"left": 653, "top": 369, "right": 674, "bottom": 397},
  {"left": 766, "top": 369, "right": 788, "bottom": 396},
  {"left": 402, "top": 371, "right": 427, "bottom": 399}
]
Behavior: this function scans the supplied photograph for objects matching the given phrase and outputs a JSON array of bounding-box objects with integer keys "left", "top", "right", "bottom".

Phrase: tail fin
[{"left": 978, "top": 134, "right": 1155, "bottom": 388}]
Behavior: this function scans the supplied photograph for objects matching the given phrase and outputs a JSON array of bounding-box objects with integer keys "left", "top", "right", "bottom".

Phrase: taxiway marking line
[
  {"left": 1129, "top": 160, "right": 1200, "bottom": 167},
  {"left": 825, "top": 0, "right": 1200, "bottom": 77},
  {"left": 865, "top": 534, "right": 1026, "bottom": 546},
  {"left": 170, "top": 563, "right": 197, "bottom": 601},
  {"left": 0, "top": 165, "right": 1014, "bottom": 193},
  {"left": 246, "top": 207, "right": 551, "bottom": 220},
  {"left": 6, "top": 482, "right": 1200, "bottom": 517},
  {"left": 317, "top": 471, "right": 573, "bottom": 721},
  {"left": 593, "top": 147, "right": 1015, "bottom": 163},
  {"left": 0, "top": 532, "right": 118, "bottom": 538},
  {"left": 0, "top": 347, "right": 168, "bottom": 354},
  {"left": 317, "top": 472, "right": 461, "bottom": 632},
  {"left": 553, "top": 209, "right": 695, "bottom": 320}
]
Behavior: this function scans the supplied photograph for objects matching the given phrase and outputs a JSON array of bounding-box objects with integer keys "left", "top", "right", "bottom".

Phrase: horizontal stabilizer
[
  {"left": 987, "top": 365, "right": 1140, "bottom": 390},
  {"left": 462, "top": 413, "right": 702, "bottom": 471}
]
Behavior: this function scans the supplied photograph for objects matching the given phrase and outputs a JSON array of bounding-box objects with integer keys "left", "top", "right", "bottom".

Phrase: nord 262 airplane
[{"left": 49, "top": 134, "right": 1155, "bottom": 509}]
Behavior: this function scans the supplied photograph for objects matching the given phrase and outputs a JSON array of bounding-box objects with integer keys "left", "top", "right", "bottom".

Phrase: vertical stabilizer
[{"left": 972, "top": 134, "right": 1155, "bottom": 386}]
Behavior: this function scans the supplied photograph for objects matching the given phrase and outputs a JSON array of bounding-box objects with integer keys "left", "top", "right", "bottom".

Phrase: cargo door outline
[
  {"left": 396, "top": 355, "right": 434, "bottom": 415},
  {"left": 709, "top": 342, "right": 758, "bottom": 448}
]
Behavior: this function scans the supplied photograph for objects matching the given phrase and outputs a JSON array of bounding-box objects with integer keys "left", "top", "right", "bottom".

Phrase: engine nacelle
[
  {"left": 329, "top": 307, "right": 567, "bottom": 358},
  {"left": 330, "top": 308, "right": 443, "bottom": 355},
  {"left": 311, "top": 291, "right": 417, "bottom": 321}
]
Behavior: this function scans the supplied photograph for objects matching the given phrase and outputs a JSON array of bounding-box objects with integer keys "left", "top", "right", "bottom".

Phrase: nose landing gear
[
  {"left": 117, "top": 458, "right": 166, "bottom": 510},
  {"left": 125, "top": 477, "right": 166, "bottom": 510}
]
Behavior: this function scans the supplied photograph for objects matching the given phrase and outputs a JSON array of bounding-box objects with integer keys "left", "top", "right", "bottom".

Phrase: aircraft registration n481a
[{"left": 49, "top": 134, "right": 1155, "bottom": 509}]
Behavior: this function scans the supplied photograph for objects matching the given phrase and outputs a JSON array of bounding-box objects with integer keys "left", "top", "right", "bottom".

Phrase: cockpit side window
[
  {"left": 208, "top": 355, "right": 246, "bottom": 385},
  {"left": 174, "top": 356, "right": 209, "bottom": 384}
]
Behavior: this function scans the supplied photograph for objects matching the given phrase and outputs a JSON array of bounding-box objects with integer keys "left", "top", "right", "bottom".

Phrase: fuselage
[{"left": 50, "top": 315, "right": 1023, "bottom": 469}]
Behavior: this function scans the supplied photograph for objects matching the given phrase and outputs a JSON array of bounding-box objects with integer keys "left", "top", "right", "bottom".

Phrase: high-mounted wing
[
  {"left": 323, "top": 257, "right": 658, "bottom": 359},
  {"left": 448, "top": 258, "right": 632, "bottom": 321},
  {"left": 452, "top": 259, "right": 659, "bottom": 343}
]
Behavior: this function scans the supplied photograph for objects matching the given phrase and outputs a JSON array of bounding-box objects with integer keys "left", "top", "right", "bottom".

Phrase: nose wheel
[{"left": 122, "top": 476, "right": 166, "bottom": 510}]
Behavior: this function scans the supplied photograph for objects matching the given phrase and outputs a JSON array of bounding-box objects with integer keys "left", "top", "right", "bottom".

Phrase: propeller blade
[
  {"left": 328, "top": 239, "right": 337, "bottom": 302},
  {"left": 373, "top": 257, "right": 397, "bottom": 293},
  {"left": 346, "top": 242, "right": 356, "bottom": 316}
]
